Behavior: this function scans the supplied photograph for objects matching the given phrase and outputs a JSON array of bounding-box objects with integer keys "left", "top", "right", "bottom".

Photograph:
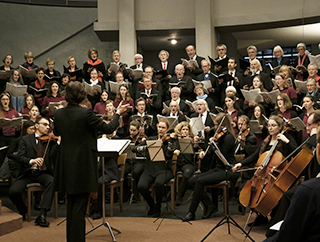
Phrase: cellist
[
  {"left": 265, "top": 110, "right": 320, "bottom": 238},
  {"left": 232, "top": 115, "right": 297, "bottom": 226}
]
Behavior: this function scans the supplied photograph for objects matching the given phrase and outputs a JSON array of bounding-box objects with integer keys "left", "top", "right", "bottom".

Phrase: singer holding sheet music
[
  {"left": 28, "top": 68, "right": 49, "bottom": 108},
  {"left": 182, "top": 113, "right": 239, "bottom": 222},
  {"left": 53, "top": 81, "right": 127, "bottom": 242}
]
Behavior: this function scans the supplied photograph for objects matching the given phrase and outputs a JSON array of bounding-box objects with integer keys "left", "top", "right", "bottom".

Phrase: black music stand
[
  {"left": 86, "top": 138, "right": 130, "bottom": 242},
  {"left": 201, "top": 142, "right": 255, "bottom": 242}
]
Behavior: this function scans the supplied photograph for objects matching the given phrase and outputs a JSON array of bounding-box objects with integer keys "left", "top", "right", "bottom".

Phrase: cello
[{"left": 239, "top": 120, "right": 314, "bottom": 217}]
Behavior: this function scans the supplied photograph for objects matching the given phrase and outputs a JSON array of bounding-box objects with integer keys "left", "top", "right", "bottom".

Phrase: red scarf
[
  {"left": 87, "top": 59, "right": 102, "bottom": 66},
  {"left": 35, "top": 80, "right": 46, "bottom": 89}
]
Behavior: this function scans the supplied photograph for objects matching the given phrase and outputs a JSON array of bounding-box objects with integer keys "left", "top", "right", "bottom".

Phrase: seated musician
[
  {"left": 9, "top": 117, "right": 58, "bottom": 225},
  {"left": 235, "top": 115, "right": 257, "bottom": 157},
  {"left": 133, "top": 118, "right": 174, "bottom": 217},
  {"left": 123, "top": 120, "right": 146, "bottom": 203},
  {"left": 263, "top": 126, "right": 320, "bottom": 242},
  {"left": 171, "top": 121, "right": 197, "bottom": 206},
  {"left": 232, "top": 115, "right": 297, "bottom": 226},
  {"left": 182, "top": 113, "right": 239, "bottom": 222},
  {"left": 265, "top": 110, "right": 320, "bottom": 238}
]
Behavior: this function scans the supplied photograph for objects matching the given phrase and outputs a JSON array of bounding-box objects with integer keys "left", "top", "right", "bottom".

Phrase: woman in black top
[{"left": 182, "top": 112, "right": 239, "bottom": 222}]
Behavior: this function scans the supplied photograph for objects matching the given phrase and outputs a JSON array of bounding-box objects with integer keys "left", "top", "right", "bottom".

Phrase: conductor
[{"left": 53, "top": 81, "right": 128, "bottom": 242}]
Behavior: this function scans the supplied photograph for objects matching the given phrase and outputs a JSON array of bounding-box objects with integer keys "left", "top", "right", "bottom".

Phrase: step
[{"left": 0, "top": 206, "right": 22, "bottom": 237}]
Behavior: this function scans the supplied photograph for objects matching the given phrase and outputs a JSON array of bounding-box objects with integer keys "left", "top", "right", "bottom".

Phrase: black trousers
[
  {"left": 66, "top": 193, "right": 89, "bottom": 242},
  {"left": 138, "top": 170, "right": 173, "bottom": 210},
  {"left": 177, "top": 164, "right": 194, "bottom": 198},
  {"left": 188, "top": 168, "right": 238, "bottom": 213},
  {"left": 9, "top": 170, "right": 54, "bottom": 215}
]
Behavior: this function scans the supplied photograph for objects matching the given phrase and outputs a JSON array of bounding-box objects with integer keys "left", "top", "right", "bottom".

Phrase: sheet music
[
  {"left": 146, "top": 140, "right": 165, "bottom": 162},
  {"left": 97, "top": 138, "right": 130, "bottom": 155}
]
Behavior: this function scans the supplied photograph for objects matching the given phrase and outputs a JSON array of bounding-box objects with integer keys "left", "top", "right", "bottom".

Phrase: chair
[
  {"left": 105, "top": 153, "right": 127, "bottom": 217},
  {"left": 25, "top": 183, "right": 58, "bottom": 222},
  {"left": 145, "top": 155, "right": 177, "bottom": 214},
  {"left": 203, "top": 154, "right": 246, "bottom": 216}
]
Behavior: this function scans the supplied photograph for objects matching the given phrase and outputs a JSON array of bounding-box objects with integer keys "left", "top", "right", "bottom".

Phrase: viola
[{"left": 213, "top": 127, "right": 227, "bottom": 143}]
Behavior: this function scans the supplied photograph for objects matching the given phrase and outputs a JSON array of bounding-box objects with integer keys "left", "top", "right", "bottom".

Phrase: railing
[{"left": 0, "top": 0, "right": 97, "bottom": 7}]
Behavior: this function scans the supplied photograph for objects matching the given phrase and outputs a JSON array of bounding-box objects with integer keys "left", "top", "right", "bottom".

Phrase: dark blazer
[
  {"left": 130, "top": 63, "right": 148, "bottom": 71},
  {"left": 16, "top": 133, "right": 57, "bottom": 179},
  {"left": 190, "top": 111, "right": 214, "bottom": 141},
  {"left": 184, "top": 56, "right": 205, "bottom": 78},
  {"left": 164, "top": 99, "right": 190, "bottom": 117},
  {"left": 271, "top": 58, "right": 291, "bottom": 68},
  {"left": 154, "top": 61, "right": 175, "bottom": 77},
  {"left": 53, "top": 105, "right": 120, "bottom": 194},
  {"left": 169, "top": 75, "right": 194, "bottom": 101},
  {"left": 136, "top": 88, "right": 162, "bottom": 117},
  {"left": 242, "top": 72, "right": 273, "bottom": 92}
]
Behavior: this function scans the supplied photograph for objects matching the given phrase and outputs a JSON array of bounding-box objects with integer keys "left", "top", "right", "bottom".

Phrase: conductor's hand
[
  {"left": 174, "top": 150, "right": 180, "bottom": 156},
  {"left": 232, "top": 163, "right": 242, "bottom": 172},
  {"left": 116, "top": 101, "right": 129, "bottom": 115},
  {"left": 32, "top": 158, "right": 44, "bottom": 167}
]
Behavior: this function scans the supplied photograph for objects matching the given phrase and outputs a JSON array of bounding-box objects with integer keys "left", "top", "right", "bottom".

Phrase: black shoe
[
  {"left": 19, "top": 211, "right": 27, "bottom": 221},
  {"left": 248, "top": 215, "right": 268, "bottom": 227},
  {"left": 35, "top": 215, "right": 50, "bottom": 227},
  {"left": 182, "top": 211, "right": 195, "bottom": 222},
  {"left": 238, "top": 204, "right": 246, "bottom": 214},
  {"left": 92, "top": 212, "right": 102, "bottom": 220},
  {"left": 202, "top": 205, "right": 218, "bottom": 219},
  {"left": 147, "top": 206, "right": 156, "bottom": 216}
]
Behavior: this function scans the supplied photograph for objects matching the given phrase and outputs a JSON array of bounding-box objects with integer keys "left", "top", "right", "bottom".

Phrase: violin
[
  {"left": 213, "top": 127, "right": 227, "bottom": 143},
  {"left": 161, "top": 133, "right": 171, "bottom": 142},
  {"left": 39, "top": 132, "right": 59, "bottom": 142}
]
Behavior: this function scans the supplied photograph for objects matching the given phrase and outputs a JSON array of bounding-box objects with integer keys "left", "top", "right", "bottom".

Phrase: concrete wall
[{"left": 0, "top": 2, "right": 118, "bottom": 73}]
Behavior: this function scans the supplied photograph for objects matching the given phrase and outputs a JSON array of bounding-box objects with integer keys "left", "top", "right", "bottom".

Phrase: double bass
[{"left": 239, "top": 124, "right": 314, "bottom": 217}]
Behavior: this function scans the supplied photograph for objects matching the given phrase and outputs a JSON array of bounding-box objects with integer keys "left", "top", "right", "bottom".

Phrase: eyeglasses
[
  {"left": 218, "top": 49, "right": 224, "bottom": 51},
  {"left": 39, "top": 123, "right": 50, "bottom": 127},
  {"left": 268, "top": 124, "right": 278, "bottom": 128}
]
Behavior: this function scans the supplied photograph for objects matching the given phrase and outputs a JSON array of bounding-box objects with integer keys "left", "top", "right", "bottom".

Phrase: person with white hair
[
  {"left": 271, "top": 45, "right": 290, "bottom": 69},
  {"left": 163, "top": 86, "right": 190, "bottom": 116},
  {"left": 293, "top": 42, "right": 310, "bottom": 81},
  {"left": 245, "top": 45, "right": 268, "bottom": 74},
  {"left": 130, "top": 53, "right": 146, "bottom": 70},
  {"left": 243, "top": 59, "right": 273, "bottom": 91},
  {"left": 307, "top": 63, "right": 320, "bottom": 88}
]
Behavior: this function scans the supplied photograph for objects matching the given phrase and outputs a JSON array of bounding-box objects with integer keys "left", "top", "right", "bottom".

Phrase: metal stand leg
[{"left": 85, "top": 157, "right": 121, "bottom": 241}]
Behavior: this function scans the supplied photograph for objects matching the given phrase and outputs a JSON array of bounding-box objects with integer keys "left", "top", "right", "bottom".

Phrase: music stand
[
  {"left": 86, "top": 138, "right": 130, "bottom": 242},
  {"left": 201, "top": 141, "right": 255, "bottom": 242}
]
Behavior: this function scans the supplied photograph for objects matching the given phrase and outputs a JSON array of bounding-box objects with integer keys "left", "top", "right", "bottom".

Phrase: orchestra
[{"left": 1, "top": 42, "right": 320, "bottom": 242}]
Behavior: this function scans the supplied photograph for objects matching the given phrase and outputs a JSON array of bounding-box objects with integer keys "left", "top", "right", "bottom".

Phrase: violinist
[
  {"left": 182, "top": 113, "right": 239, "bottom": 222},
  {"left": 232, "top": 115, "right": 297, "bottom": 226},
  {"left": 263, "top": 126, "right": 320, "bottom": 242},
  {"left": 133, "top": 119, "right": 174, "bottom": 217},
  {"left": 235, "top": 115, "right": 257, "bottom": 157},
  {"left": 9, "top": 117, "right": 58, "bottom": 224},
  {"left": 171, "top": 121, "right": 196, "bottom": 206},
  {"left": 123, "top": 120, "right": 146, "bottom": 203},
  {"left": 251, "top": 104, "right": 268, "bottom": 145}
]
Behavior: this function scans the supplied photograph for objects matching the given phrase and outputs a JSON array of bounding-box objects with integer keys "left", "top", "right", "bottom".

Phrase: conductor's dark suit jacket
[{"left": 53, "top": 105, "right": 120, "bottom": 194}]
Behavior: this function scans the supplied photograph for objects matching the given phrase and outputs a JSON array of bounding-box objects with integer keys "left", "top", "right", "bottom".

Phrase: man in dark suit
[
  {"left": 53, "top": 82, "right": 127, "bottom": 242},
  {"left": 212, "top": 44, "right": 229, "bottom": 74},
  {"left": 168, "top": 64, "right": 194, "bottom": 101},
  {"left": 143, "top": 66, "right": 163, "bottom": 95},
  {"left": 135, "top": 77, "right": 162, "bottom": 120},
  {"left": 184, "top": 45, "right": 205, "bottom": 78},
  {"left": 163, "top": 87, "right": 190, "bottom": 117},
  {"left": 242, "top": 59, "right": 273, "bottom": 91},
  {"left": 129, "top": 53, "right": 147, "bottom": 70},
  {"left": 129, "top": 54, "right": 148, "bottom": 99},
  {"left": 246, "top": 45, "right": 269, "bottom": 75},
  {"left": 9, "top": 117, "right": 57, "bottom": 225},
  {"left": 154, "top": 50, "right": 175, "bottom": 101},
  {"left": 197, "top": 59, "right": 219, "bottom": 106}
]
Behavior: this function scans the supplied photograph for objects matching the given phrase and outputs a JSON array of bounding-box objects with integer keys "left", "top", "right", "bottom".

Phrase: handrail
[
  {"left": 34, "top": 20, "right": 96, "bottom": 60},
  {"left": 0, "top": 0, "right": 97, "bottom": 8}
]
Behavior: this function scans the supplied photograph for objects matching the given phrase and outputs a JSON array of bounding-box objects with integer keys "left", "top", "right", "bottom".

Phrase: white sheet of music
[{"left": 97, "top": 138, "right": 130, "bottom": 155}]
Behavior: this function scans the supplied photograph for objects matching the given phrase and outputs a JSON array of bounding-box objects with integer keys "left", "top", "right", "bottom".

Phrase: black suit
[
  {"left": 185, "top": 56, "right": 205, "bottom": 78},
  {"left": 136, "top": 89, "right": 162, "bottom": 119},
  {"left": 9, "top": 134, "right": 57, "bottom": 217},
  {"left": 197, "top": 72, "right": 220, "bottom": 106},
  {"left": 154, "top": 61, "right": 175, "bottom": 101},
  {"left": 271, "top": 58, "right": 291, "bottom": 68},
  {"left": 169, "top": 75, "right": 194, "bottom": 101},
  {"left": 164, "top": 99, "right": 190, "bottom": 117},
  {"left": 54, "top": 105, "right": 120, "bottom": 242},
  {"left": 242, "top": 72, "right": 273, "bottom": 92}
]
